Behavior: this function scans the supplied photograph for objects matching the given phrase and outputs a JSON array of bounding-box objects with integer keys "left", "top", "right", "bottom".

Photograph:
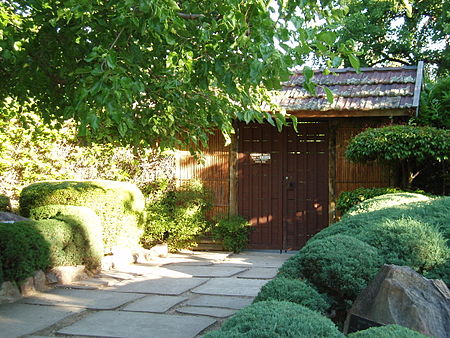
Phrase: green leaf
[
  {"left": 323, "top": 86, "right": 334, "bottom": 103},
  {"left": 348, "top": 54, "right": 360, "bottom": 71},
  {"left": 303, "top": 66, "right": 314, "bottom": 81}
]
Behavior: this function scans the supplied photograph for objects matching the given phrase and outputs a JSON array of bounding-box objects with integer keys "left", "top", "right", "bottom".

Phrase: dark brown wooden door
[{"left": 238, "top": 121, "right": 329, "bottom": 250}]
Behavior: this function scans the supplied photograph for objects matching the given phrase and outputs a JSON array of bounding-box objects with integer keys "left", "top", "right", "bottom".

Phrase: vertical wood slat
[
  {"left": 175, "top": 130, "right": 230, "bottom": 218},
  {"left": 334, "top": 119, "right": 391, "bottom": 203}
]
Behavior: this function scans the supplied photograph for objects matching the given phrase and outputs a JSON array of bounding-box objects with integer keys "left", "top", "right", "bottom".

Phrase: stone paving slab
[
  {"left": 237, "top": 267, "right": 279, "bottom": 279},
  {"left": 112, "top": 277, "right": 207, "bottom": 295},
  {"left": 166, "top": 265, "right": 247, "bottom": 278},
  {"left": 176, "top": 306, "right": 236, "bottom": 318},
  {"left": 0, "top": 303, "right": 82, "bottom": 337},
  {"left": 122, "top": 295, "right": 188, "bottom": 313},
  {"left": 186, "top": 295, "right": 253, "bottom": 309},
  {"left": 222, "top": 252, "right": 292, "bottom": 268},
  {"left": 21, "top": 288, "right": 143, "bottom": 310},
  {"left": 57, "top": 311, "right": 216, "bottom": 338},
  {"left": 192, "top": 278, "right": 269, "bottom": 297}
]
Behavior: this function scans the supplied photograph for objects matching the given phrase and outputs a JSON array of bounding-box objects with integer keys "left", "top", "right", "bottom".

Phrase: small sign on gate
[{"left": 250, "top": 153, "right": 271, "bottom": 164}]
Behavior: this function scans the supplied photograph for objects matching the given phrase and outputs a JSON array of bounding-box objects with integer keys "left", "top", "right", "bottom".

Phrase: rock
[
  {"left": 46, "top": 272, "right": 59, "bottom": 284},
  {"left": 0, "top": 281, "right": 21, "bottom": 303},
  {"left": 50, "top": 266, "right": 87, "bottom": 284},
  {"left": 33, "top": 270, "right": 48, "bottom": 291},
  {"left": 19, "top": 277, "right": 36, "bottom": 296},
  {"left": 0, "top": 212, "right": 30, "bottom": 223},
  {"left": 344, "top": 264, "right": 450, "bottom": 338},
  {"left": 132, "top": 244, "right": 169, "bottom": 263}
]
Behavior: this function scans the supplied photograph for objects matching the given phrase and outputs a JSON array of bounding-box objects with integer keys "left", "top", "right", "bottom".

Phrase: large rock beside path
[{"left": 344, "top": 264, "right": 450, "bottom": 338}]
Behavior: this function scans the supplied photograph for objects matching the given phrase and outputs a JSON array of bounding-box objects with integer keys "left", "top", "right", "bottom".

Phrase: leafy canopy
[
  {"left": 332, "top": 0, "right": 449, "bottom": 75},
  {"left": 345, "top": 125, "right": 450, "bottom": 188},
  {"left": 0, "top": 0, "right": 352, "bottom": 150}
]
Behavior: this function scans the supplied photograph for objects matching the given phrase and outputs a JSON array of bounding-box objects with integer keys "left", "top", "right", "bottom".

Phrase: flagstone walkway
[{"left": 0, "top": 251, "right": 291, "bottom": 338}]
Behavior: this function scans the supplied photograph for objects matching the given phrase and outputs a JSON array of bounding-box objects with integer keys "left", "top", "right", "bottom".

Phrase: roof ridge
[{"left": 293, "top": 65, "right": 418, "bottom": 75}]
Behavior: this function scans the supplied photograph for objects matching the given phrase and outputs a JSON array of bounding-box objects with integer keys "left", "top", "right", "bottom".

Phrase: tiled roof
[{"left": 272, "top": 64, "right": 423, "bottom": 115}]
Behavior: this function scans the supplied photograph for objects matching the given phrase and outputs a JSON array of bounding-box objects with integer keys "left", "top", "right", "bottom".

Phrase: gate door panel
[
  {"left": 283, "top": 122, "right": 329, "bottom": 249},
  {"left": 238, "top": 123, "right": 283, "bottom": 249},
  {"left": 238, "top": 121, "right": 329, "bottom": 250}
]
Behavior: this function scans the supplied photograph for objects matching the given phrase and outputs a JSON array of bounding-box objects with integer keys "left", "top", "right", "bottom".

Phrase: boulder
[
  {"left": 0, "top": 281, "right": 21, "bottom": 303},
  {"left": 0, "top": 212, "right": 30, "bottom": 222},
  {"left": 344, "top": 264, "right": 450, "bottom": 338}
]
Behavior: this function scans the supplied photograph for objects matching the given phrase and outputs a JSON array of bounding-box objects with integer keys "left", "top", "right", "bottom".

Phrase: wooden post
[
  {"left": 328, "top": 120, "right": 337, "bottom": 224},
  {"left": 228, "top": 127, "right": 239, "bottom": 216}
]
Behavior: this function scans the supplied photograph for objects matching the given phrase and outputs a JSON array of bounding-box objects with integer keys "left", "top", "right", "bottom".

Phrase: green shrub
[
  {"left": 253, "top": 277, "right": 331, "bottom": 314},
  {"left": 346, "top": 192, "right": 431, "bottom": 216},
  {"left": 211, "top": 215, "right": 251, "bottom": 253},
  {"left": 348, "top": 324, "right": 427, "bottom": 337},
  {"left": 0, "top": 194, "right": 11, "bottom": 212},
  {"left": 203, "top": 301, "right": 344, "bottom": 338},
  {"left": 30, "top": 205, "right": 104, "bottom": 270},
  {"left": 336, "top": 187, "right": 404, "bottom": 214},
  {"left": 299, "top": 235, "right": 383, "bottom": 301},
  {"left": 141, "top": 179, "right": 212, "bottom": 251},
  {"left": 353, "top": 217, "right": 449, "bottom": 272},
  {"left": 19, "top": 180, "right": 145, "bottom": 252},
  {"left": 276, "top": 253, "right": 303, "bottom": 279},
  {"left": 311, "top": 195, "right": 450, "bottom": 243},
  {"left": 0, "top": 221, "right": 51, "bottom": 282}
]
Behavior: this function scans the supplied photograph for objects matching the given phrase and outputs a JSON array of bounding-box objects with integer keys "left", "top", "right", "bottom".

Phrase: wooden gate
[{"left": 238, "top": 121, "right": 329, "bottom": 250}]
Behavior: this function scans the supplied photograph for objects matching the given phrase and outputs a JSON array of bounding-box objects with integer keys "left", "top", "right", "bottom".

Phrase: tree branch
[{"left": 177, "top": 12, "right": 204, "bottom": 20}]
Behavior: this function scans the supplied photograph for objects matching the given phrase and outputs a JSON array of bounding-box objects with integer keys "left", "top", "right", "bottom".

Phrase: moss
[
  {"left": 0, "top": 221, "right": 51, "bottom": 282},
  {"left": 348, "top": 324, "right": 427, "bottom": 337},
  {"left": 203, "top": 301, "right": 344, "bottom": 338},
  {"left": 20, "top": 180, "right": 145, "bottom": 252},
  {"left": 253, "top": 277, "right": 331, "bottom": 314}
]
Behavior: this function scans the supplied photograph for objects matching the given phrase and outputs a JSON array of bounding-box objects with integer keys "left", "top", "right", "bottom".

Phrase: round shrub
[
  {"left": 211, "top": 215, "right": 251, "bottom": 253},
  {"left": 30, "top": 205, "right": 103, "bottom": 269},
  {"left": 354, "top": 217, "right": 449, "bottom": 272},
  {"left": 336, "top": 187, "right": 404, "bottom": 214},
  {"left": 348, "top": 324, "right": 427, "bottom": 337},
  {"left": 203, "top": 301, "right": 344, "bottom": 338},
  {"left": 346, "top": 193, "right": 431, "bottom": 216},
  {"left": 276, "top": 253, "right": 303, "bottom": 279},
  {"left": 19, "top": 180, "right": 145, "bottom": 252},
  {"left": 253, "top": 277, "right": 331, "bottom": 314},
  {"left": 299, "top": 235, "right": 383, "bottom": 300},
  {"left": 0, "top": 221, "right": 51, "bottom": 282}
]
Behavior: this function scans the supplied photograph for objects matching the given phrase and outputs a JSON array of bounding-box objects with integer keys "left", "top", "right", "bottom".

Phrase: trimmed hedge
[
  {"left": 253, "top": 277, "right": 331, "bottom": 314},
  {"left": 336, "top": 187, "right": 404, "bottom": 214},
  {"left": 276, "top": 253, "right": 303, "bottom": 279},
  {"left": 299, "top": 235, "right": 383, "bottom": 301},
  {"left": 30, "top": 205, "right": 104, "bottom": 270},
  {"left": 19, "top": 180, "right": 145, "bottom": 252},
  {"left": 353, "top": 217, "right": 448, "bottom": 272},
  {"left": 348, "top": 324, "right": 427, "bottom": 337},
  {"left": 0, "top": 221, "right": 51, "bottom": 282},
  {"left": 203, "top": 301, "right": 344, "bottom": 338},
  {"left": 345, "top": 193, "right": 431, "bottom": 217}
]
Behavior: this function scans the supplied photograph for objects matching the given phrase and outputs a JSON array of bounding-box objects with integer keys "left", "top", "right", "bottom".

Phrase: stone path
[{"left": 0, "top": 251, "right": 290, "bottom": 338}]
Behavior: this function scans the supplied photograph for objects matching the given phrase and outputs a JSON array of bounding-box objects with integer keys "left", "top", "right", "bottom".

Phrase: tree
[
  {"left": 345, "top": 125, "right": 450, "bottom": 189},
  {"left": 418, "top": 77, "right": 450, "bottom": 130},
  {"left": 0, "top": 0, "right": 352, "bottom": 151},
  {"left": 333, "top": 0, "right": 449, "bottom": 75}
]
